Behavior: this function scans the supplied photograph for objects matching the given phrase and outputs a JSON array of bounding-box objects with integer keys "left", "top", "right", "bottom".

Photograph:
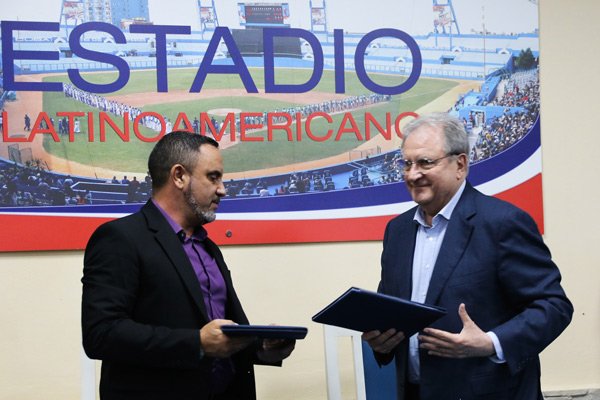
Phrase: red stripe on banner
[
  {"left": 494, "top": 173, "right": 544, "bottom": 234},
  {"left": 204, "top": 215, "right": 395, "bottom": 245},
  {"left": 0, "top": 174, "right": 544, "bottom": 252},
  {"left": 0, "top": 215, "right": 114, "bottom": 252}
]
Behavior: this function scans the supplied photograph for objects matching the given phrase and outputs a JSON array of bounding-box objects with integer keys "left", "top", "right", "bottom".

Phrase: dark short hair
[
  {"left": 402, "top": 112, "right": 470, "bottom": 156},
  {"left": 148, "top": 131, "right": 219, "bottom": 190}
]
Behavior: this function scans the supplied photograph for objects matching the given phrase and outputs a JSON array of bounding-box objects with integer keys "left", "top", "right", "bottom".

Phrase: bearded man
[{"left": 82, "top": 132, "right": 295, "bottom": 400}]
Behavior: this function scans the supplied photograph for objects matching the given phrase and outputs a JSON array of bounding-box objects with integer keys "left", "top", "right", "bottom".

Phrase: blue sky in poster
[{"left": 2, "top": 0, "right": 538, "bottom": 35}]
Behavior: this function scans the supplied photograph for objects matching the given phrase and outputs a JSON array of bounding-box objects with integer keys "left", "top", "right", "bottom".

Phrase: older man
[{"left": 362, "top": 113, "right": 572, "bottom": 400}]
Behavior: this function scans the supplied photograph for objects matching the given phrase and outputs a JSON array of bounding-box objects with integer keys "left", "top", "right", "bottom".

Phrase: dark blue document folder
[
  {"left": 312, "top": 287, "right": 446, "bottom": 336},
  {"left": 221, "top": 325, "right": 308, "bottom": 340}
]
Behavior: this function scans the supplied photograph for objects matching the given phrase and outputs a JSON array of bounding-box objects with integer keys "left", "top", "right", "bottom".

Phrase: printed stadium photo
[{"left": 0, "top": 0, "right": 542, "bottom": 249}]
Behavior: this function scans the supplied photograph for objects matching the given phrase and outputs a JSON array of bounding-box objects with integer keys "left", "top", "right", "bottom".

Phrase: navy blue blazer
[
  {"left": 377, "top": 182, "right": 572, "bottom": 400},
  {"left": 82, "top": 200, "right": 259, "bottom": 400}
]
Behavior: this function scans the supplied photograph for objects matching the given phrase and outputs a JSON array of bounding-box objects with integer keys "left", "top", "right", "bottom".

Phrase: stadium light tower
[
  {"left": 197, "top": 0, "right": 220, "bottom": 40},
  {"left": 59, "top": 0, "right": 86, "bottom": 39},
  {"left": 432, "top": 0, "right": 460, "bottom": 35},
  {"left": 309, "top": 0, "right": 328, "bottom": 37}
]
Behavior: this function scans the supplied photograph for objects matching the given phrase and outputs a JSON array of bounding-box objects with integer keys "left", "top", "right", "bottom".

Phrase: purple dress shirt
[{"left": 152, "top": 200, "right": 234, "bottom": 394}]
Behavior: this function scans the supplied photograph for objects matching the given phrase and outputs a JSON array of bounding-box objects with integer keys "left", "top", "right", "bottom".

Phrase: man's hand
[
  {"left": 200, "top": 319, "right": 254, "bottom": 359},
  {"left": 256, "top": 338, "right": 296, "bottom": 363},
  {"left": 418, "top": 303, "right": 495, "bottom": 358},
  {"left": 362, "top": 329, "right": 405, "bottom": 354}
]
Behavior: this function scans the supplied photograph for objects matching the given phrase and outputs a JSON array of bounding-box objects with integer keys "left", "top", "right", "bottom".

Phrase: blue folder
[
  {"left": 312, "top": 287, "right": 446, "bottom": 336},
  {"left": 221, "top": 324, "right": 308, "bottom": 340}
]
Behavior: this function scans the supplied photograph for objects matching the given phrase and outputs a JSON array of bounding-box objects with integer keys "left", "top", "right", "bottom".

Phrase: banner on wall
[{"left": 0, "top": 0, "right": 542, "bottom": 251}]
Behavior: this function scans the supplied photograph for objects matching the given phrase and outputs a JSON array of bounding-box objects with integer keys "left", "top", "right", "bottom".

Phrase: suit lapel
[
  {"left": 425, "top": 184, "right": 476, "bottom": 305},
  {"left": 142, "top": 201, "right": 209, "bottom": 321},
  {"left": 398, "top": 218, "right": 418, "bottom": 299}
]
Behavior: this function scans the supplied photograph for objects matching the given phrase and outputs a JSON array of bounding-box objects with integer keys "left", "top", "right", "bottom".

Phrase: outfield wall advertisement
[{"left": 0, "top": 0, "right": 542, "bottom": 251}]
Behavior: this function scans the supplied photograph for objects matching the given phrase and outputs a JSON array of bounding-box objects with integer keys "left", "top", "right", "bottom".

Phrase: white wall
[{"left": 1, "top": 0, "right": 599, "bottom": 398}]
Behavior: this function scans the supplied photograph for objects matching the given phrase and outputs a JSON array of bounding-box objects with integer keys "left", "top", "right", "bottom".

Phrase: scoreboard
[
  {"left": 234, "top": 2, "right": 299, "bottom": 57},
  {"left": 238, "top": 3, "right": 290, "bottom": 27},
  {"left": 246, "top": 5, "right": 284, "bottom": 24}
]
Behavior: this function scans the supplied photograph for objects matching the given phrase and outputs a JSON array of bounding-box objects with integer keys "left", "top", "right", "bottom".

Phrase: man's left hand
[
  {"left": 418, "top": 303, "right": 495, "bottom": 358},
  {"left": 256, "top": 338, "right": 296, "bottom": 363}
]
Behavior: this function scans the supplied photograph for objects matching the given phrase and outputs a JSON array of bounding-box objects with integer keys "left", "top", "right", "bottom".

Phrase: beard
[{"left": 184, "top": 184, "right": 218, "bottom": 225}]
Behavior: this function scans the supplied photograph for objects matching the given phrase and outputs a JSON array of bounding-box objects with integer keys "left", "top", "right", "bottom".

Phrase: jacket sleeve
[{"left": 491, "top": 206, "right": 573, "bottom": 375}]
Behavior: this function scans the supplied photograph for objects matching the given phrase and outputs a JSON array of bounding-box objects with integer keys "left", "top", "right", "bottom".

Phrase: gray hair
[{"left": 402, "top": 112, "right": 470, "bottom": 156}]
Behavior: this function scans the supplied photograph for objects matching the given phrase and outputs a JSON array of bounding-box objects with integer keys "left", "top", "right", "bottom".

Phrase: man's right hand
[
  {"left": 362, "top": 329, "right": 405, "bottom": 354},
  {"left": 200, "top": 319, "right": 254, "bottom": 359}
]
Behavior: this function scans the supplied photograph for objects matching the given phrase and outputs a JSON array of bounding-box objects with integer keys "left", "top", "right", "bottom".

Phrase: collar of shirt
[
  {"left": 151, "top": 199, "right": 208, "bottom": 242},
  {"left": 413, "top": 180, "right": 466, "bottom": 228}
]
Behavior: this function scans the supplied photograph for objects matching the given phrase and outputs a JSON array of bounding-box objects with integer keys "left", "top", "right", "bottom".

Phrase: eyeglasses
[{"left": 399, "top": 154, "right": 457, "bottom": 173}]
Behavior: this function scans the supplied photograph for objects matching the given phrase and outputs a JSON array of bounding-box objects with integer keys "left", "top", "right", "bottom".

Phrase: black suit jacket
[
  {"left": 377, "top": 182, "right": 573, "bottom": 400},
  {"left": 82, "top": 200, "right": 258, "bottom": 400}
]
